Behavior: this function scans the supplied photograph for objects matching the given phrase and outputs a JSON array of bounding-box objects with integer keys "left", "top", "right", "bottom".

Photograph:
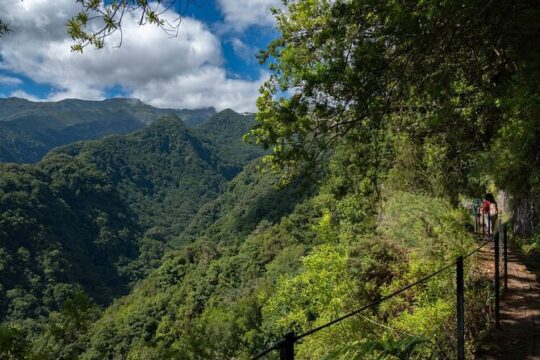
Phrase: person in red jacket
[{"left": 482, "top": 192, "right": 498, "bottom": 236}]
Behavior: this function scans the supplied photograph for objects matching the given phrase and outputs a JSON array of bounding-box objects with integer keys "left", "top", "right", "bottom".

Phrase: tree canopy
[{"left": 249, "top": 0, "right": 540, "bottom": 230}]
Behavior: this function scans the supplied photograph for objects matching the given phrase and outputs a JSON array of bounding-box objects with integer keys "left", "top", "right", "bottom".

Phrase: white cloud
[
  {"left": 230, "top": 37, "right": 257, "bottom": 63},
  {"left": 0, "top": 75, "right": 22, "bottom": 86},
  {"left": 0, "top": 0, "right": 266, "bottom": 111},
  {"left": 9, "top": 89, "right": 44, "bottom": 102},
  {"left": 132, "top": 67, "right": 267, "bottom": 112},
  {"left": 217, "top": 0, "right": 282, "bottom": 32}
]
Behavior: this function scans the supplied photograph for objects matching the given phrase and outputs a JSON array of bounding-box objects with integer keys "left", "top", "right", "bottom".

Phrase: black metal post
[
  {"left": 456, "top": 256, "right": 465, "bottom": 360},
  {"left": 504, "top": 223, "right": 508, "bottom": 290},
  {"left": 494, "top": 233, "right": 500, "bottom": 329},
  {"left": 488, "top": 214, "right": 492, "bottom": 239},
  {"left": 279, "top": 332, "right": 295, "bottom": 360}
]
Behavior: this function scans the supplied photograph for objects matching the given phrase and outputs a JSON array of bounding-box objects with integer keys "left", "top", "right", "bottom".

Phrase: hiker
[
  {"left": 471, "top": 197, "right": 482, "bottom": 233},
  {"left": 482, "top": 193, "right": 498, "bottom": 236}
]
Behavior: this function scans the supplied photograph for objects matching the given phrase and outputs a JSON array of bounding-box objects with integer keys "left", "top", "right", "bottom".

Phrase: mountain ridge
[
  {"left": 0, "top": 97, "right": 218, "bottom": 163},
  {"left": 0, "top": 97, "right": 217, "bottom": 125}
]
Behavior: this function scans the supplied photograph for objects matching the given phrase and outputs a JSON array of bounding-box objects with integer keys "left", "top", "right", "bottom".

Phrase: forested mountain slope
[
  {"left": 50, "top": 115, "right": 228, "bottom": 243},
  {"left": 0, "top": 109, "right": 259, "bottom": 326},
  {"left": 0, "top": 159, "right": 140, "bottom": 321},
  {"left": 76, "top": 147, "right": 484, "bottom": 360},
  {"left": 0, "top": 98, "right": 216, "bottom": 163},
  {"left": 194, "top": 109, "right": 263, "bottom": 178},
  {"left": 81, "top": 160, "right": 315, "bottom": 359},
  {"left": 0, "top": 121, "right": 492, "bottom": 359},
  {"left": 51, "top": 110, "right": 262, "bottom": 243},
  {"left": 0, "top": 112, "right": 144, "bottom": 163}
]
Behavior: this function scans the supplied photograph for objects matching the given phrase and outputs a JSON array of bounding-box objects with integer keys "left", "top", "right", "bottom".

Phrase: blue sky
[{"left": 0, "top": 0, "right": 282, "bottom": 111}]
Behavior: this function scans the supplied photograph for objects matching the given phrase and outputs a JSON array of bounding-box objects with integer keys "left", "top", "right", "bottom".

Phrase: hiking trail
[{"left": 477, "top": 244, "right": 540, "bottom": 359}]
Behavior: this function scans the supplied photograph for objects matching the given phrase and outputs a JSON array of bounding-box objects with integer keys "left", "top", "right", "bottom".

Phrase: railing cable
[
  {"left": 252, "top": 220, "right": 506, "bottom": 359},
  {"left": 463, "top": 240, "right": 492, "bottom": 260},
  {"left": 296, "top": 261, "right": 455, "bottom": 341}
]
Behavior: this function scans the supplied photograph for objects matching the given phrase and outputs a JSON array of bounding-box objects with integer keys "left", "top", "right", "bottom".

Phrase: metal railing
[{"left": 253, "top": 216, "right": 509, "bottom": 360}]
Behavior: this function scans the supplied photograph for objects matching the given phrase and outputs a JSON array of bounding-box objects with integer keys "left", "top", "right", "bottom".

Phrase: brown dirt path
[{"left": 477, "top": 244, "right": 540, "bottom": 359}]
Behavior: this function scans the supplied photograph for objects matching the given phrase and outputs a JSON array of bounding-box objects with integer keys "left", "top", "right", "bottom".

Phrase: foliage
[
  {"left": 78, "top": 158, "right": 313, "bottom": 359},
  {"left": 0, "top": 108, "right": 260, "bottom": 351},
  {"left": 254, "top": 190, "right": 481, "bottom": 359},
  {"left": 379, "top": 192, "right": 474, "bottom": 260},
  {"left": 0, "top": 323, "right": 31, "bottom": 360},
  {"left": 67, "top": 0, "right": 195, "bottom": 52},
  {"left": 0, "top": 160, "right": 139, "bottom": 320},
  {"left": 249, "top": 0, "right": 540, "bottom": 217},
  {"left": 31, "top": 290, "right": 101, "bottom": 360},
  {"left": 491, "top": 72, "right": 540, "bottom": 234},
  {"left": 322, "top": 336, "right": 430, "bottom": 360},
  {"left": 260, "top": 244, "right": 351, "bottom": 336},
  {"left": 194, "top": 109, "right": 264, "bottom": 178},
  {"left": 0, "top": 19, "right": 9, "bottom": 38}
]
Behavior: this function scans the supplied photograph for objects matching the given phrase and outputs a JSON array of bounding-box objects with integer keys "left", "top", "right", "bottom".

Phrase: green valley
[{"left": 0, "top": 109, "right": 261, "bottom": 326}]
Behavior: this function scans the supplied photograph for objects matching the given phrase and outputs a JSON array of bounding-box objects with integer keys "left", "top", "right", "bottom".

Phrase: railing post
[
  {"left": 456, "top": 256, "right": 465, "bottom": 360},
  {"left": 494, "top": 232, "right": 500, "bottom": 329},
  {"left": 488, "top": 214, "right": 492, "bottom": 238},
  {"left": 279, "top": 332, "right": 295, "bottom": 360},
  {"left": 504, "top": 223, "right": 508, "bottom": 290}
]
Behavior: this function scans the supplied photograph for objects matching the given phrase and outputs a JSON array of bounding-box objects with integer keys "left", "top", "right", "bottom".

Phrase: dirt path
[{"left": 477, "top": 244, "right": 540, "bottom": 359}]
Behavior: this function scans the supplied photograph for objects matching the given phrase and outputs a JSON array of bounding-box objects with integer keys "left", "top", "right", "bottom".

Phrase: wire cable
[
  {"left": 252, "top": 344, "right": 279, "bottom": 360},
  {"left": 463, "top": 240, "right": 492, "bottom": 260},
  {"left": 252, "top": 223, "right": 507, "bottom": 359},
  {"left": 296, "top": 261, "right": 455, "bottom": 341}
]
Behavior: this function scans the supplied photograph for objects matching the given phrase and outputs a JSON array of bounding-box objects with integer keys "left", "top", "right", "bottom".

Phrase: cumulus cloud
[
  {"left": 0, "top": 75, "right": 22, "bottom": 86},
  {"left": 217, "top": 0, "right": 282, "bottom": 32},
  {"left": 132, "top": 67, "right": 267, "bottom": 111},
  {"left": 10, "top": 89, "right": 44, "bottom": 101},
  {"left": 0, "top": 0, "right": 266, "bottom": 111},
  {"left": 230, "top": 37, "right": 258, "bottom": 63}
]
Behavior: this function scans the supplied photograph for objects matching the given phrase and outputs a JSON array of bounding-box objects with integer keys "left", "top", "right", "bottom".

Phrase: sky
[{"left": 0, "top": 0, "right": 282, "bottom": 112}]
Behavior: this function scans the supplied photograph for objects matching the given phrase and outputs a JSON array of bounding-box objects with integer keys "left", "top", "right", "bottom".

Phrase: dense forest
[
  {"left": 0, "top": 0, "right": 539, "bottom": 359},
  {"left": 0, "top": 109, "right": 265, "bottom": 358}
]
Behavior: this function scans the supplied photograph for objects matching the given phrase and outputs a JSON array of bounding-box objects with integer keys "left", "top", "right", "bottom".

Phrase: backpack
[{"left": 489, "top": 202, "right": 498, "bottom": 217}]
